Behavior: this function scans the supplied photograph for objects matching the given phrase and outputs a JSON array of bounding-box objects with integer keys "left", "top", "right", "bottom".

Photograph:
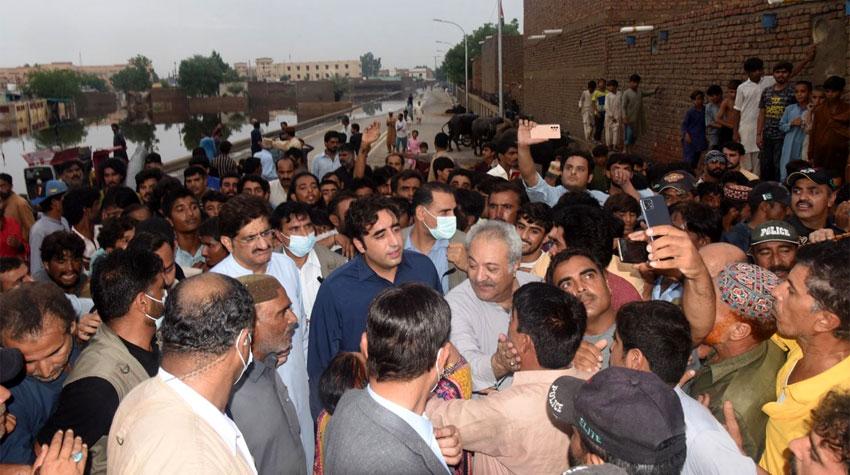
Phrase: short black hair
[
  {"left": 40, "top": 231, "right": 85, "bottom": 263},
  {"left": 0, "top": 257, "right": 25, "bottom": 273},
  {"left": 100, "top": 158, "right": 127, "bottom": 179},
  {"left": 0, "top": 173, "right": 11, "bottom": 185},
  {"left": 796, "top": 240, "right": 850, "bottom": 340},
  {"left": 591, "top": 144, "right": 609, "bottom": 158},
  {"left": 161, "top": 273, "right": 255, "bottom": 356},
  {"left": 339, "top": 143, "right": 357, "bottom": 155},
  {"left": 448, "top": 168, "right": 474, "bottom": 185},
  {"left": 513, "top": 282, "right": 586, "bottom": 369},
  {"left": 61, "top": 188, "right": 100, "bottom": 227},
  {"left": 271, "top": 201, "right": 313, "bottom": 230},
  {"left": 605, "top": 153, "right": 632, "bottom": 170},
  {"left": 343, "top": 195, "right": 399, "bottom": 242},
  {"left": 773, "top": 61, "right": 793, "bottom": 73},
  {"left": 91, "top": 249, "right": 163, "bottom": 323},
  {"left": 162, "top": 187, "right": 198, "bottom": 218},
  {"left": 219, "top": 140, "right": 232, "bottom": 154},
  {"left": 241, "top": 157, "right": 262, "bottom": 175},
  {"left": 0, "top": 282, "right": 76, "bottom": 340},
  {"left": 290, "top": 172, "right": 319, "bottom": 192},
  {"left": 201, "top": 190, "right": 227, "bottom": 206},
  {"left": 552, "top": 205, "right": 615, "bottom": 267},
  {"left": 391, "top": 170, "right": 424, "bottom": 193},
  {"left": 616, "top": 301, "right": 692, "bottom": 386},
  {"left": 690, "top": 90, "right": 705, "bottom": 101},
  {"left": 102, "top": 186, "right": 141, "bottom": 212},
  {"left": 412, "top": 182, "right": 454, "bottom": 210},
  {"left": 98, "top": 216, "right": 137, "bottom": 250},
  {"left": 239, "top": 174, "right": 270, "bottom": 195},
  {"left": 670, "top": 201, "right": 721, "bottom": 243},
  {"left": 495, "top": 135, "right": 518, "bottom": 155},
  {"left": 606, "top": 79, "right": 618, "bottom": 88},
  {"left": 488, "top": 179, "right": 529, "bottom": 205},
  {"left": 454, "top": 189, "right": 484, "bottom": 227},
  {"left": 218, "top": 194, "right": 272, "bottom": 239},
  {"left": 134, "top": 169, "right": 163, "bottom": 192},
  {"left": 629, "top": 73, "right": 641, "bottom": 83},
  {"left": 434, "top": 132, "right": 450, "bottom": 149},
  {"left": 603, "top": 193, "right": 640, "bottom": 216},
  {"left": 432, "top": 157, "right": 455, "bottom": 174},
  {"left": 517, "top": 202, "right": 553, "bottom": 233},
  {"left": 324, "top": 130, "right": 339, "bottom": 143},
  {"left": 319, "top": 352, "right": 367, "bottom": 415},
  {"left": 706, "top": 84, "right": 723, "bottom": 97},
  {"left": 696, "top": 182, "right": 723, "bottom": 200},
  {"left": 743, "top": 57, "right": 764, "bottom": 73},
  {"left": 795, "top": 80, "right": 813, "bottom": 92},
  {"left": 198, "top": 217, "right": 221, "bottom": 241},
  {"left": 721, "top": 141, "right": 746, "bottom": 156},
  {"left": 824, "top": 75, "right": 847, "bottom": 92},
  {"left": 183, "top": 165, "right": 207, "bottom": 179},
  {"left": 366, "top": 283, "right": 450, "bottom": 382},
  {"left": 128, "top": 230, "right": 172, "bottom": 256},
  {"left": 555, "top": 190, "right": 601, "bottom": 210},
  {"left": 562, "top": 149, "right": 594, "bottom": 171},
  {"left": 329, "top": 189, "right": 357, "bottom": 219}
]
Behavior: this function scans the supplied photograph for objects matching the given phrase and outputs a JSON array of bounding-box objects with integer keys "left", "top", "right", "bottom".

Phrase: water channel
[{"left": 0, "top": 97, "right": 406, "bottom": 188}]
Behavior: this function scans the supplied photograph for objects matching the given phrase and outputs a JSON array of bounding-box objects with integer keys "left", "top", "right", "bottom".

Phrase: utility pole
[
  {"left": 434, "top": 19, "right": 468, "bottom": 109},
  {"left": 497, "top": 0, "right": 504, "bottom": 117}
]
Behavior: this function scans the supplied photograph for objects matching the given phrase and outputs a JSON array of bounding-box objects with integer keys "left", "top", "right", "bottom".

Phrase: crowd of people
[{"left": 0, "top": 61, "right": 848, "bottom": 475}]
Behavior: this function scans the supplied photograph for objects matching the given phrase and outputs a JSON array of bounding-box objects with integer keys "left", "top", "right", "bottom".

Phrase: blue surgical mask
[
  {"left": 285, "top": 232, "right": 317, "bottom": 258},
  {"left": 424, "top": 208, "right": 457, "bottom": 240}
]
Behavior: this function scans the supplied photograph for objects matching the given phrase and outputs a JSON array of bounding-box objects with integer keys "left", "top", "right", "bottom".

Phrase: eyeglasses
[{"left": 236, "top": 229, "right": 275, "bottom": 245}]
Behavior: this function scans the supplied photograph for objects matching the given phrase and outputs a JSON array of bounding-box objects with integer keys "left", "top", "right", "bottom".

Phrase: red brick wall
[
  {"left": 523, "top": 0, "right": 848, "bottom": 163},
  {"left": 479, "top": 35, "right": 524, "bottom": 103}
]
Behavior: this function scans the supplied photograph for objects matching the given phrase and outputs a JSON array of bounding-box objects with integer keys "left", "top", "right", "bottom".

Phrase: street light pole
[
  {"left": 497, "top": 0, "right": 504, "bottom": 116},
  {"left": 433, "top": 18, "right": 468, "bottom": 109}
]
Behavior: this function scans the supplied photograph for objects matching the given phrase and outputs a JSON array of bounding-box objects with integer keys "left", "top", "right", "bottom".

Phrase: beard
[
  {"left": 0, "top": 190, "right": 11, "bottom": 200},
  {"left": 708, "top": 167, "right": 725, "bottom": 178}
]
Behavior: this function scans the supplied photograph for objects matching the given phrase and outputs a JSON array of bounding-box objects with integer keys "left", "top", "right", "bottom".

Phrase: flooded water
[{"left": 0, "top": 97, "right": 406, "bottom": 190}]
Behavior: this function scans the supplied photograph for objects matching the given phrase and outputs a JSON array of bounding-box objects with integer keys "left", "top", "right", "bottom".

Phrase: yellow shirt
[{"left": 759, "top": 336, "right": 850, "bottom": 474}]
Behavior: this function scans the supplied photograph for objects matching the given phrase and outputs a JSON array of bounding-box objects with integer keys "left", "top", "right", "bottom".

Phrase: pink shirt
[{"left": 407, "top": 137, "right": 421, "bottom": 153}]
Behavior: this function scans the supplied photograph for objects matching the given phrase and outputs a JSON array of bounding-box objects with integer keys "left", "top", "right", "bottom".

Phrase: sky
[{"left": 1, "top": 0, "right": 523, "bottom": 76}]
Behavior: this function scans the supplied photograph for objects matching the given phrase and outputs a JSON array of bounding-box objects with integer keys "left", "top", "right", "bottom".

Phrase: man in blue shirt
[
  {"left": 310, "top": 131, "right": 341, "bottom": 180},
  {"left": 402, "top": 182, "right": 467, "bottom": 294},
  {"left": 0, "top": 282, "right": 80, "bottom": 464},
  {"left": 308, "top": 196, "right": 441, "bottom": 416}
]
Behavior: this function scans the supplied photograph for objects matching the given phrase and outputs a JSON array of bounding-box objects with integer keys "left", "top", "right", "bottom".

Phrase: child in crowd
[
  {"left": 778, "top": 80, "right": 812, "bottom": 180},
  {"left": 705, "top": 84, "right": 724, "bottom": 149},
  {"left": 715, "top": 79, "right": 742, "bottom": 146},
  {"left": 604, "top": 80, "right": 623, "bottom": 151},
  {"left": 682, "top": 90, "right": 708, "bottom": 169}
]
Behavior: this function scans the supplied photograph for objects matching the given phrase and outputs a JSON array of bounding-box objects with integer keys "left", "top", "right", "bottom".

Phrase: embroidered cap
[
  {"left": 716, "top": 262, "right": 780, "bottom": 322},
  {"left": 723, "top": 182, "right": 752, "bottom": 202},
  {"left": 653, "top": 171, "right": 696, "bottom": 194}
]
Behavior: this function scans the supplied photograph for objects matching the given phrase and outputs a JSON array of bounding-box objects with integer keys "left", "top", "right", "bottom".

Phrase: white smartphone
[{"left": 530, "top": 124, "right": 561, "bottom": 140}]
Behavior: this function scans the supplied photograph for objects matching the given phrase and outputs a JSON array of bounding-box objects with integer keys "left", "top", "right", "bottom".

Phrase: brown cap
[{"left": 237, "top": 274, "right": 282, "bottom": 304}]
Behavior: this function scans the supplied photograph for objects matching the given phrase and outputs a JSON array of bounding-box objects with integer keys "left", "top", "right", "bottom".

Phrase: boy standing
[
  {"left": 682, "top": 90, "right": 708, "bottom": 169},
  {"left": 757, "top": 62, "right": 796, "bottom": 181},
  {"left": 704, "top": 84, "right": 724, "bottom": 149},
  {"left": 621, "top": 73, "right": 659, "bottom": 153},
  {"left": 778, "top": 81, "right": 811, "bottom": 180},
  {"left": 604, "top": 80, "right": 623, "bottom": 151}
]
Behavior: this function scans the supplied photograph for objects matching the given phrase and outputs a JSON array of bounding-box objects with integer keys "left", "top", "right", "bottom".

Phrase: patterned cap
[
  {"left": 716, "top": 263, "right": 779, "bottom": 322},
  {"left": 723, "top": 183, "right": 752, "bottom": 202},
  {"left": 704, "top": 150, "right": 728, "bottom": 165}
]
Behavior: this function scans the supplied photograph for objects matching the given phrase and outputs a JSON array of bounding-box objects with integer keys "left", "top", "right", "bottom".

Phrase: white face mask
[
  {"left": 143, "top": 290, "right": 167, "bottom": 330},
  {"left": 235, "top": 330, "right": 253, "bottom": 383},
  {"left": 423, "top": 208, "right": 457, "bottom": 241}
]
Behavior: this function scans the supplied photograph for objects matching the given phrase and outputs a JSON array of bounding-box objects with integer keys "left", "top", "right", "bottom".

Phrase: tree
[
  {"left": 79, "top": 73, "right": 108, "bottom": 92},
  {"left": 24, "top": 69, "right": 81, "bottom": 99},
  {"left": 178, "top": 51, "right": 237, "bottom": 97},
  {"left": 330, "top": 76, "right": 349, "bottom": 101},
  {"left": 359, "top": 52, "right": 382, "bottom": 77},
  {"left": 441, "top": 19, "right": 521, "bottom": 85},
  {"left": 111, "top": 55, "right": 158, "bottom": 93}
]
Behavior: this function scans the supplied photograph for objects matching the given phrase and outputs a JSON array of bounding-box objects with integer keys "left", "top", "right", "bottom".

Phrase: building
[
  {"left": 522, "top": 0, "right": 849, "bottom": 162},
  {"left": 245, "top": 58, "right": 361, "bottom": 82},
  {"left": 0, "top": 61, "right": 130, "bottom": 89},
  {"left": 474, "top": 35, "right": 523, "bottom": 107},
  {"left": 408, "top": 67, "right": 434, "bottom": 80}
]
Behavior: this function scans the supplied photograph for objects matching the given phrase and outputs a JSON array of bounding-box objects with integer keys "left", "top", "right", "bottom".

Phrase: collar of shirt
[
  {"left": 404, "top": 234, "right": 449, "bottom": 255},
  {"left": 704, "top": 340, "right": 768, "bottom": 384},
  {"left": 315, "top": 151, "right": 339, "bottom": 164},
  {"left": 353, "top": 253, "right": 411, "bottom": 283},
  {"left": 511, "top": 368, "right": 587, "bottom": 386},
  {"left": 366, "top": 385, "right": 448, "bottom": 472},
  {"left": 158, "top": 368, "right": 257, "bottom": 473},
  {"left": 246, "top": 353, "right": 277, "bottom": 383}
]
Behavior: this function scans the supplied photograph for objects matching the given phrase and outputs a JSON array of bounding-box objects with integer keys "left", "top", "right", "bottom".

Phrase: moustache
[{"left": 795, "top": 200, "right": 813, "bottom": 208}]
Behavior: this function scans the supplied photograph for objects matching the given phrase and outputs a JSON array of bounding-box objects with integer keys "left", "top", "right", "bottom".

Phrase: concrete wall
[
  {"left": 247, "top": 81, "right": 297, "bottom": 109},
  {"left": 522, "top": 0, "right": 848, "bottom": 162},
  {"left": 188, "top": 96, "right": 248, "bottom": 114},
  {"left": 295, "top": 81, "right": 335, "bottom": 102},
  {"left": 76, "top": 91, "right": 117, "bottom": 118},
  {"left": 297, "top": 101, "right": 353, "bottom": 122},
  {"left": 150, "top": 88, "right": 189, "bottom": 115}
]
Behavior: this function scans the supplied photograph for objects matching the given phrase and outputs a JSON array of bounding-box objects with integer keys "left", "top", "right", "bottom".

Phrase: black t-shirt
[
  {"left": 785, "top": 214, "right": 843, "bottom": 240},
  {"left": 37, "top": 335, "right": 160, "bottom": 447}
]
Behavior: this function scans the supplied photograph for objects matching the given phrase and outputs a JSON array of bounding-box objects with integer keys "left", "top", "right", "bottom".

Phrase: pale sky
[{"left": 0, "top": 0, "right": 523, "bottom": 75}]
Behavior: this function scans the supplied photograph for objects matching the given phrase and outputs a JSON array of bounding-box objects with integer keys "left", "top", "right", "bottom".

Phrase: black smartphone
[
  {"left": 639, "top": 195, "right": 672, "bottom": 232},
  {"left": 617, "top": 238, "right": 649, "bottom": 264}
]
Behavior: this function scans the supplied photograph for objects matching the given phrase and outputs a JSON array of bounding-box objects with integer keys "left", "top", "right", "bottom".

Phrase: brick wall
[
  {"left": 523, "top": 0, "right": 849, "bottom": 163},
  {"left": 479, "top": 35, "right": 524, "bottom": 106},
  {"left": 295, "top": 81, "right": 334, "bottom": 102},
  {"left": 247, "top": 81, "right": 297, "bottom": 110}
]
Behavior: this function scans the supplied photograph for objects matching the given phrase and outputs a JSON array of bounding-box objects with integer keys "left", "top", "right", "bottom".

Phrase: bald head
[
  {"left": 161, "top": 273, "right": 256, "bottom": 356},
  {"left": 699, "top": 243, "right": 747, "bottom": 279}
]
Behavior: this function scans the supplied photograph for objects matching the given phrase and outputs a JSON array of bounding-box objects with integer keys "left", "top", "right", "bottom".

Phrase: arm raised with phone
[
  {"left": 516, "top": 120, "right": 551, "bottom": 188},
  {"left": 627, "top": 224, "right": 716, "bottom": 345}
]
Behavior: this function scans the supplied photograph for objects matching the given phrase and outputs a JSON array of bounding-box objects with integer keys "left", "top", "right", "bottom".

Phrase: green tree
[
  {"left": 79, "top": 73, "right": 108, "bottom": 92},
  {"left": 24, "top": 69, "right": 81, "bottom": 99},
  {"left": 111, "top": 54, "right": 158, "bottom": 93},
  {"left": 178, "top": 51, "right": 236, "bottom": 97},
  {"left": 330, "top": 76, "right": 350, "bottom": 101},
  {"left": 359, "top": 52, "right": 381, "bottom": 77},
  {"left": 441, "top": 19, "right": 520, "bottom": 85}
]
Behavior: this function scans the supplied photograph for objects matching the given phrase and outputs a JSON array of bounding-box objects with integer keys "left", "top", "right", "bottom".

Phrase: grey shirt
[
  {"left": 446, "top": 272, "right": 541, "bottom": 392},
  {"left": 28, "top": 215, "right": 69, "bottom": 272},
  {"left": 230, "top": 354, "right": 307, "bottom": 475},
  {"left": 583, "top": 324, "right": 616, "bottom": 369}
]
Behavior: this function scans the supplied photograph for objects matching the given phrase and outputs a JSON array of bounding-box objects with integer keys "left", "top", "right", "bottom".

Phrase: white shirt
[
  {"left": 158, "top": 369, "right": 258, "bottom": 474},
  {"left": 294, "top": 248, "right": 322, "bottom": 361},
  {"left": 676, "top": 387, "right": 756, "bottom": 475},
  {"left": 487, "top": 164, "right": 511, "bottom": 180},
  {"left": 269, "top": 179, "right": 288, "bottom": 207},
  {"left": 367, "top": 386, "right": 449, "bottom": 474},
  {"left": 72, "top": 226, "right": 97, "bottom": 272},
  {"left": 734, "top": 76, "right": 776, "bottom": 153},
  {"left": 211, "top": 253, "right": 315, "bottom": 470}
]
